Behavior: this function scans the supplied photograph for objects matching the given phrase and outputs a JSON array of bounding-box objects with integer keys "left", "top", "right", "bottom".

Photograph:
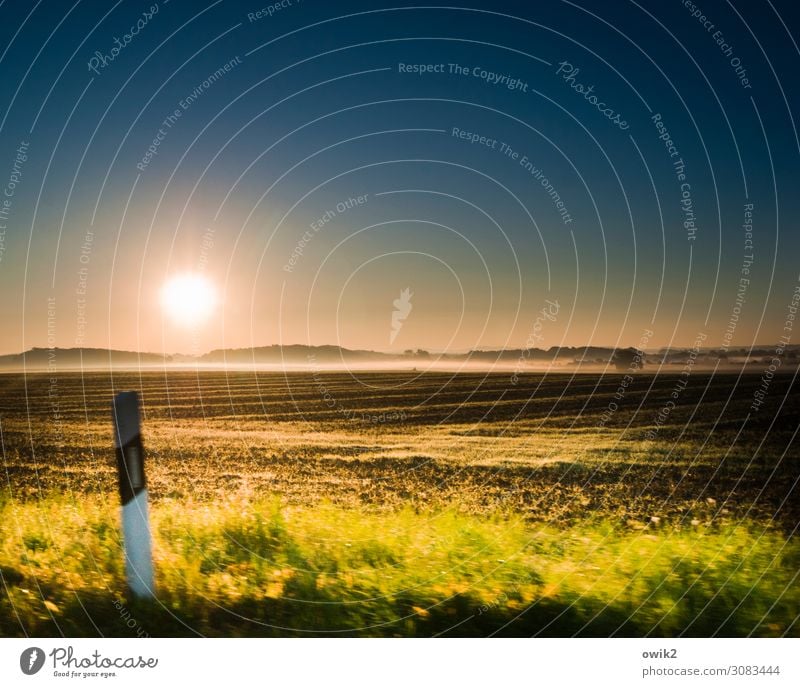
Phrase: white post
[{"left": 112, "top": 391, "right": 155, "bottom": 599}]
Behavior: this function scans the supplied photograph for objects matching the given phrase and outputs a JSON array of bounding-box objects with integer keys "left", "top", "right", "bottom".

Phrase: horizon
[{"left": 5, "top": 339, "right": 800, "bottom": 359}]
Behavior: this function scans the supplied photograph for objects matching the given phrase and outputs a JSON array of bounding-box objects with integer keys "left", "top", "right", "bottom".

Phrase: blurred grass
[{"left": 1, "top": 495, "right": 797, "bottom": 637}]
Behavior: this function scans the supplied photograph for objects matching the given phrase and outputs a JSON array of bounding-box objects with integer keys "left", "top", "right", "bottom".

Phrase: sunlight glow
[{"left": 160, "top": 274, "right": 218, "bottom": 327}]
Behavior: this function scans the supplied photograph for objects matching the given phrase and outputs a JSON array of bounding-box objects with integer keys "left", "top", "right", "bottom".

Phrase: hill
[{"left": 0, "top": 347, "right": 171, "bottom": 369}]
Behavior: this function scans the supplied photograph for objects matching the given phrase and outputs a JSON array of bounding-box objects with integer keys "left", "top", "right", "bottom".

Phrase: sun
[{"left": 160, "top": 274, "right": 218, "bottom": 327}]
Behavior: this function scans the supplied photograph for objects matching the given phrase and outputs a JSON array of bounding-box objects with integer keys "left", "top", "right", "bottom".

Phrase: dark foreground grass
[{"left": 1, "top": 496, "right": 797, "bottom": 637}]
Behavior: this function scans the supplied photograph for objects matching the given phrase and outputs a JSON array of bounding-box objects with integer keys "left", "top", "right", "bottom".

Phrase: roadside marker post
[{"left": 112, "top": 391, "right": 155, "bottom": 599}]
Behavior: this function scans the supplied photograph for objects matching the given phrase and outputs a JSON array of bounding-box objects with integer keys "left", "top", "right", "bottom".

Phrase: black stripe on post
[
  {"left": 112, "top": 391, "right": 146, "bottom": 506},
  {"left": 116, "top": 434, "right": 146, "bottom": 505}
]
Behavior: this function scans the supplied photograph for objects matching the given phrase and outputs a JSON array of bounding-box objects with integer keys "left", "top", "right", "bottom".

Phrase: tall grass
[{"left": 0, "top": 495, "right": 797, "bottom": 637}]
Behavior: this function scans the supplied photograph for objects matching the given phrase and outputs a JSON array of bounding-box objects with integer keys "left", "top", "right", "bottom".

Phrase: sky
[{"left": 0, "top": 0, "right": 798, "bottom": 356}]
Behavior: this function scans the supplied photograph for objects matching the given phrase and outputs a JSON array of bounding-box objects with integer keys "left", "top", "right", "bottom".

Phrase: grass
[
  {"left": 1, "top": 370, "right": 797, "bottom": 636},
  {"left": 1, "top": 495, "right": 797, "bottom": 637}
]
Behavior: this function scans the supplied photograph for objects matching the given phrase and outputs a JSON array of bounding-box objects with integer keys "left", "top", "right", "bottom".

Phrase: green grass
[{"left": 1, "top": 495, "right": 797, "bottom": 637}]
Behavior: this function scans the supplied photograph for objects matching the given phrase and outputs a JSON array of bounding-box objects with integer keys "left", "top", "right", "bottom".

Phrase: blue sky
[{"left": 0, "top": 0, "right": 798, "bottom": 354}]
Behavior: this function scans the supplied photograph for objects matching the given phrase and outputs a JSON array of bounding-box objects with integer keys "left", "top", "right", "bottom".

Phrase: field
[{"left": 0, "top": 369, "right": 798, "bottom": 637}]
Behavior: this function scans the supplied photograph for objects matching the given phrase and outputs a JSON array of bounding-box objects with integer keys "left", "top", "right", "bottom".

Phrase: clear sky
[{"left": 0, "top": 0, "right": 798, "bottom": 355}]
